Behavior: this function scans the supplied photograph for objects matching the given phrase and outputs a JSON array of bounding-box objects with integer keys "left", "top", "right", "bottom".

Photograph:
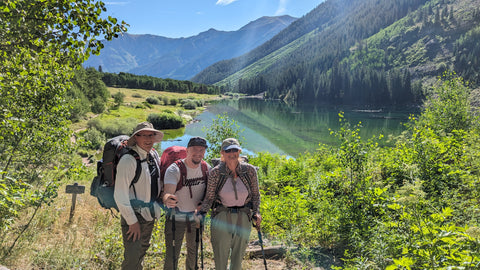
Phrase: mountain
[
  {"left": 192, "top": 0, "right": 480, "bottom": 106},
  {"left": 83, "top": 15, "right": 297, "bottom": 80}
]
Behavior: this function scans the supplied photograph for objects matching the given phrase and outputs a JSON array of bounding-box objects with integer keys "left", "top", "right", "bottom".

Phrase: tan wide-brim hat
[{"left": 127, "top": 121, "right": 164, "bottom": 146}]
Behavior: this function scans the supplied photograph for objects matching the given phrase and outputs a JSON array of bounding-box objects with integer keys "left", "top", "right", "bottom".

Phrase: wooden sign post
[{"left": 65, "top": 183, "right": 85, "bottom": 223}]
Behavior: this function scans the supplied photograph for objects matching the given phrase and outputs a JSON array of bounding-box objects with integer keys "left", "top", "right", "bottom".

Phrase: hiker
[
  {"left": 162, "top": 136, "right": 211, "bottom": 270},
  {"left": 197, "top": 138, "right": 262, "bottom": 270},
  {"left": 114, "top": 122, "right": 164, "bottom": 270}
]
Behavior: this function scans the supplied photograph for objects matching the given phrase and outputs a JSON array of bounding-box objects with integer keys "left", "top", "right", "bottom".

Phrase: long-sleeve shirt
[
  {"left": 114, "top": 145, "right": 162, "bottom": 225},
  {"left": 200, "top": 161, "right": 260, "bottom": 216}
]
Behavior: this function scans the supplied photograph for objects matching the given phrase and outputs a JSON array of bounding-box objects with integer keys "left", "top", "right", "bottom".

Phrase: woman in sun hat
[{"left": 197, "top": 138, "right": 262, "bottom": 270}]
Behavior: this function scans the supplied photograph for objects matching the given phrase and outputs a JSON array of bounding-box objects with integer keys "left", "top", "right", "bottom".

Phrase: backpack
[
  {"left": 90, "top": 135, "right": 143, "bottom": 211},
  {"left": 160, "top": 146, "right": 209, "bottom": 198}
]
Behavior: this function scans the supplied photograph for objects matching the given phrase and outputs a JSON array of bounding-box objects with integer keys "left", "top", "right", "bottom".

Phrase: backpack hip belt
[
  {"left": 212, "top": 203, "right": 252, "bottom": 235},
  {"left": 212, "top": 202, "right": 253, "bottom": 220},
  {"left": 130, "top": 199, "right": 156, "bottom": 218}
]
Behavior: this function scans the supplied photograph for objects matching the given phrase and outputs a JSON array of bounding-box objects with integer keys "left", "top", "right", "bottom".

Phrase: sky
[{"left": 103, "top": 0, "right": 324, "bottom": 38}]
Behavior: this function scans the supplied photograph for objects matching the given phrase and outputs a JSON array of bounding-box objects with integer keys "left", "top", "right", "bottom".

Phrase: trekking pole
[
  {"left": 194, "top": 213, "right": 204, "bottom": 270},
  {"left": 200, "top": 219, "right": 204, "bottom": 270},
  {"left": 195, "top": 218, "right": 200, "bottom": 270},
  {"left": 171, "top": 208, "right": 177, "bottom": 270},
  {"left": 253, "top": 216, "right": 268, "bottom": 270}
]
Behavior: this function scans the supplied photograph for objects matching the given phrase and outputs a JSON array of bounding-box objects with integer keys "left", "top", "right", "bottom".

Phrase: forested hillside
[
  {"left": 193, "top": 0, "right": 480, "bottom": 106},
  {"left": 101, "top": 71, "right": 221, "bottom": 95},
  {"left": 83, "top": 16, "right": 296, "bottom": 80}
]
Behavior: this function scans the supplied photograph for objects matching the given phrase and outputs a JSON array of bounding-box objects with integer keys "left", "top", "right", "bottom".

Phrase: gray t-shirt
[{"left": 164, "top": 160, "right": 209, "bottom": 212}]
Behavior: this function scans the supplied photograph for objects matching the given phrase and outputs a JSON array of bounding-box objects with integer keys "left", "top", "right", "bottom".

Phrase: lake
[{"left": 160, "top": 98, "right": 419, "bottom": 157}]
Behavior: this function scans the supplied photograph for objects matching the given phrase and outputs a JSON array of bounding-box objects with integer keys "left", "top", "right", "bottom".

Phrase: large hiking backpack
[
  {"left": 160, "top": 146, "right": 187, "bottom": 184},
  {"left": 90, "top": 135, "right": 143, "bottom": 211},
  {"left": 160, "top": 146, "right": 209, "bottom": 197}
]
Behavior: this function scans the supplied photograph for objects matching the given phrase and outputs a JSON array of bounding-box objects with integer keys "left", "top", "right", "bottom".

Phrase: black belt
[{"left": 227, "top": 206, "right": 245, "bottom": 213}]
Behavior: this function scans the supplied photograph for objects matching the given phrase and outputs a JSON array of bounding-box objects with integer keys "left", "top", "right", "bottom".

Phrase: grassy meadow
[
  {"left": 2, "top": 76, "right": 480, "bottom": 269},
  {"left": 1, "top": 87, "right": 294, "bottom": 270}
]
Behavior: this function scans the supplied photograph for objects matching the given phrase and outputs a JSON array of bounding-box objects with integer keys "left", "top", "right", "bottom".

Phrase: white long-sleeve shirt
[{"left": 114, "top": 145, "right": 162, "bottom": 225}]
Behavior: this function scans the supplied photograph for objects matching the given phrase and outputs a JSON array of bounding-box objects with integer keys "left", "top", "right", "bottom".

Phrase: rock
[{"left": 246, "top": 245, "right": 287, "bottom": 259}]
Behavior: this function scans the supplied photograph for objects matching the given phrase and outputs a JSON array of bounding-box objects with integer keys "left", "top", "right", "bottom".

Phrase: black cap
[{"left": 187, "top": 136, "right": 208, "bottom": 148}]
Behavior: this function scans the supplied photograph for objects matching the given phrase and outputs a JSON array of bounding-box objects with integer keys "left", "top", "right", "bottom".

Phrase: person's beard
[{"left": 191, "top": 158, "right": 201, "bottom": 165}]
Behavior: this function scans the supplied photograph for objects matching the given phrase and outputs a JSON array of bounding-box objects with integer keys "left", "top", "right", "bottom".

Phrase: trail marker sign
[{"left": 65, "top": 183, "right": 85, "bottom": 223}]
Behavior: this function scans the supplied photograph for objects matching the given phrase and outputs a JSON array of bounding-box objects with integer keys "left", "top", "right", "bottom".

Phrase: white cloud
[
  {"left": 275, "top": 0, "right": 288, "bottom": 15},
  {"left": 216, "top": 0, "right": 238, "bottom": 6}
]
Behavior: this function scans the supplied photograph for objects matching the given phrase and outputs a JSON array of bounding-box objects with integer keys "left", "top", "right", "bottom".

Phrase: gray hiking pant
[
  {"left": 163, "top": 214, "right": 198, "bottom": 270},
  {"left": 211, "top": 210, "right": 251, "bottom": 270},
  {"left": 120, "top": 214, "right": 155, "bottom": 270}
]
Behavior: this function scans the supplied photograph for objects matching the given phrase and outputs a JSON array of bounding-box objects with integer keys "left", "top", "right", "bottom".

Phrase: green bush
[
  {"left": 147, "top": 113, "right": 184, "bottom": 129},
  {"left": 135, "top": 103, "right": 146, "bottom": 109},
  {"left": 87, "top": 118, "right": 137, "bottom": 138},
  {"left": 169, "top": 98, "right": 178, "bottom": 106},
  {"left": 91, "top": 97, "right": 106, "bottom": 114},
  {"left": 142, "top": 102, "right": 153, "bottom": 109},
  {"left": 182, "top": 100, "right": 197, "bottom": 110},
  {"left": 83, "top": 127, "right": 106, "bottom": 150},
  {"left": 112, "top": 91, "right": 125, "bottom": 108},
  {"left": 131, "top": 93, "right": 143, "bottom": 98},
  {"left": 146, "top": 96, "right": 160, "bottom": 105},
  {"left": 162, "top": 96, "right": 169, "bottom": 105}
]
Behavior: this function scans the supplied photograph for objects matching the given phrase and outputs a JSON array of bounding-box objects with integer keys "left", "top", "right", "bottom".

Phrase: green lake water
[{"left": 160, "top": 98, "right": 419, "bottom": 157}]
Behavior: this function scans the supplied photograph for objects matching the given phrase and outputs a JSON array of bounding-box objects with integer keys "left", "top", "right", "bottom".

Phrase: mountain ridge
[{"left": 83, "top": 15, "right": 297, "bottom": 80}]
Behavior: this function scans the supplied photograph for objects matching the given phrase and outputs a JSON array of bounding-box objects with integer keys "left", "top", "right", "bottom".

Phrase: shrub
[
  {"left": 112, "top": 91, "right": 125, "bottom": 108},
  {"left": 135, "top": 103, "right": 146, "bottom": 109},
  {"left": 146, "top": 96, "right": 160, "bottom": 105},
  {"left": 142, "top": 102, "right": 153, "bottom": 109},
  {"left": 91, "top": 97, "right": 106, "bottom": 114},
  {"left": 162, "top": 96, "right": 169, "bottom": 105},
  {"left": 182, "top": 100, "right": 197, "bottom": 110},
  {"left": 147, "top": 113, "right": 184, "bottom": 129},
  {"left": 83, "top": 127, "right": 106, "bottom": 150},
  {"left": 132, "top": 93, "right": 143, "bottom": 98},
  {"left": 88, "top": 117, "right": 137, "bottom": 138},
  {"left": 169, "top": 98, "right": 178, "bottom": 106}
]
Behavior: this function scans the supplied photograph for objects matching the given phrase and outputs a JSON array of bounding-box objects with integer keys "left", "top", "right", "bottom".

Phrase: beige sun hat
[{"left": 127, "top": 121, "right": 164, "bottom": 146}]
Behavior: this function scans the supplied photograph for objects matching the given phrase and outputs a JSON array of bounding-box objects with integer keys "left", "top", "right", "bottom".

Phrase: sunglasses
[
  {"left": 224, "top": 148, "right": 239, "bottom": 153},
  {"left": 135, "top": 133, "right": 157, "bottom": 138}
]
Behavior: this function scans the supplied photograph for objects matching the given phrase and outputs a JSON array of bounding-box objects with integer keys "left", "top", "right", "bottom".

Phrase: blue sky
[{"left": 104, "top": 0, "right": 323, "bottom": 38}]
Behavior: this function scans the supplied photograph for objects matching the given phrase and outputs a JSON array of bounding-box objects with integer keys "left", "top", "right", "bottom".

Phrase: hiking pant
[
  {"left": 164, "top": 214, "right": 198, "bottom": 270},
  {"left": 120, "top": 214, "right": 155, "bottom": 270},
  {"left": 210, "top": 209, "right": 251, "bottom": 270}
]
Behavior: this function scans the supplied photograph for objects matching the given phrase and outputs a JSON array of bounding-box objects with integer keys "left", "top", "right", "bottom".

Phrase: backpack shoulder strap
[
  {"left": 174, "top": 159, "right": 187, "bottom": 192},
  {"left": 214, "top": 162, "right": 229, "bottom": 195},
  {"left": 238, "top": 162, "right": 254, "bottom": 190},
  {"left": 200, "top": 160, "right": 209, "bottom": 182},
  {"left": 126, "top": 149, "right": 144, "bottom": 199},
  {"left": 128, "top": 149, "right": 143, "bottom": 185}
]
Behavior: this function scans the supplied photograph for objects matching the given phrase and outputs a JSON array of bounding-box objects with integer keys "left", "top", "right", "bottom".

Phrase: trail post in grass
[{"left": 65, "top": 183, "right": 85, "bottom": 223}]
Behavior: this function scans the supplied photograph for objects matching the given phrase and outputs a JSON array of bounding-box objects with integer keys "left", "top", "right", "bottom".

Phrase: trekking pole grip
[{"left": 252, "top": 213, "right": 261, "bottom": 231}]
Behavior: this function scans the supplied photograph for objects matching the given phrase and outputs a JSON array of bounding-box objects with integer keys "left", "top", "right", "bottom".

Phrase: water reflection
[{"left": 160, "top": 98, "right": 417, "bottom": 157}]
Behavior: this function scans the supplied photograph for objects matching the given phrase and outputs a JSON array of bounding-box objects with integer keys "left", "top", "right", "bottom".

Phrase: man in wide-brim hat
[{"left": 115, "top": 121, "right": 164, "bottom": 269}]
